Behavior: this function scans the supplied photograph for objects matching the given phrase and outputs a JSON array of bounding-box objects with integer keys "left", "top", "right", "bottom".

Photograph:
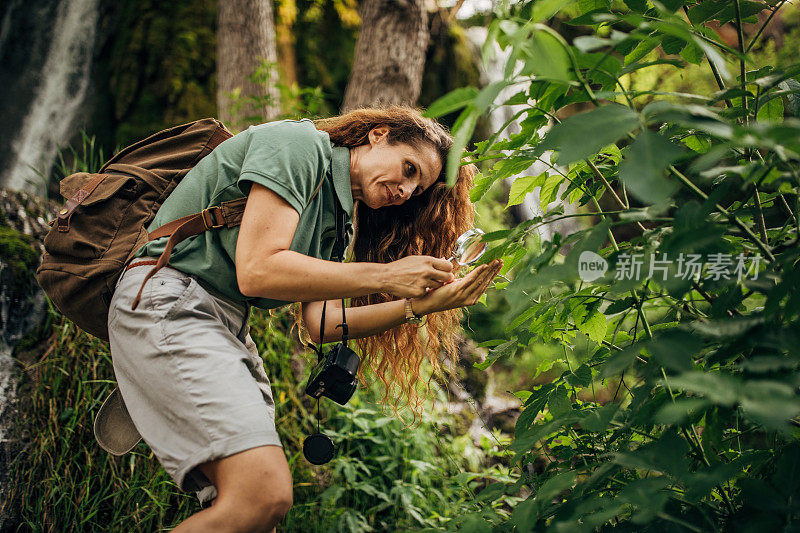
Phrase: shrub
[{"left": 429, "top": 0, "right": 800, "bottom": 529}]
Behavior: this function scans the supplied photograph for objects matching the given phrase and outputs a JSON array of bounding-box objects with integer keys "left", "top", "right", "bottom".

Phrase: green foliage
[
  {"left": 227, "top": 59, "right": 333, "bottom": 130},
  {"left": 430, "top": 0, "right": 800, "bottom": 529},
  {"left": 304, "top": 394, "right": 506, "bottom": 532},
  {"left": 8, "top": 306, "right": 492, "bottom": 530},
  {"left": 98, "top": 0, "right": 218, "bottom": 148}
]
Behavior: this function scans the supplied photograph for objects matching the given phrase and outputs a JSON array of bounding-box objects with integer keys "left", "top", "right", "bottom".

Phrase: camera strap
[{"left": 316, "top": 203, "right": 349, "bottom": 360}]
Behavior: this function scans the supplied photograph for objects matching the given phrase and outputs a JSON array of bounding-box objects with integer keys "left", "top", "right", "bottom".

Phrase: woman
[{"left": 106, "top": 106, "right": 503, "bottom": 532}]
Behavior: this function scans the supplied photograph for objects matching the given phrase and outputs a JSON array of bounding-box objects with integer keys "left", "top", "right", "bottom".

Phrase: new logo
[{"left": 578, "top": 251, "right": 608, "bottom": 282}]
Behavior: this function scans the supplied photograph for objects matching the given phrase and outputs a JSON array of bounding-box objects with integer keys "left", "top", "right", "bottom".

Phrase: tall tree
[
  {"left": 217, "top": 0, "right": 281, "bottom": 127},
  {"left": 341, "top": 0, "right": 429, "bottom": 111}
]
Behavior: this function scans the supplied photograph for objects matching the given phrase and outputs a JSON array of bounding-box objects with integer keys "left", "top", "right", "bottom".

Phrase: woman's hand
[
  {"left": 384, "top": 256, "right": 456, "bottom": 299},
  {"left": 411, "top": 259, "right": 503, "bottom": 315}
]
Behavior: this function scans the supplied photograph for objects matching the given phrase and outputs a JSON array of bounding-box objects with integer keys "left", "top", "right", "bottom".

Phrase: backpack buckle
[{"left": 201, "top": 208, "right": 225, "bottom": 230}]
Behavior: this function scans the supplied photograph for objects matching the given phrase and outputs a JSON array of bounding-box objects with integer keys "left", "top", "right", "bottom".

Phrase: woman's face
[{"left": 350, "top": 126, "right": 442, "bottom": 210}]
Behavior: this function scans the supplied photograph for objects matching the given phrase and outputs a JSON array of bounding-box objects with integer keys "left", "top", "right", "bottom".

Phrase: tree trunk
[
  {"left": 217, "top": 0, "right": 281, "bottom": 128},
  {"left": 275, "top": 9, "right": 297, "bottom": 88},
  {"left": 341, "top": 0, "right": 429, "bottom": 111}
]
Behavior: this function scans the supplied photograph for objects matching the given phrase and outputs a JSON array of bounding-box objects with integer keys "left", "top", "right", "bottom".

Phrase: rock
[
  {"left": 0, "top": 188, "right": 56, "bottom": 245},
  {"left": 0, "top": 187, "right": 53, "bottom": 525}
]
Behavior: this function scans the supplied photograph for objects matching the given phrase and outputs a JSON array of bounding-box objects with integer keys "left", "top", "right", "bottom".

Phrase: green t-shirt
[{"left": 135, "top": 119, "right": 354, "bottom": 310}]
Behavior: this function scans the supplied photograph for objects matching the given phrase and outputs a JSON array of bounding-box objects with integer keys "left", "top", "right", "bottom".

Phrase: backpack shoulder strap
[
  {"left": 130, "top": 196, "right": 246, "bottom": 309},
  {"left": 132, "top": 173, "right": 329, "bottom": 309}
]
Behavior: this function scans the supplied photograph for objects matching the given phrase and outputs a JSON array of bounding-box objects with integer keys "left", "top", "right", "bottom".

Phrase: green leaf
[
  {"left": 504, "top": 90, "right": 529, "bottom": 106},
  {"left": 741, "top": 381, "right": 800, "bottom": 431},
  {"left": 548, "top": 386, "right": 572, "bottom": 416},
  {"left": 509, "top": 499, "right": 539, "bottom": 531},
  {"left": 619, "top": 130, "right": 683, "bottom": 204},
  {"left": 447, "top": 106, "right": 479, "bottom": 186},
  {"left": 424, "top": 87, "right": 479, "bottom": 118},
  {"left": 568, "top": 9, "right": 610, "bottom": 25},
  {"left": 452, "top": 514, "right": 495, "bottom": 533},
  {"left": 580, "top": 402, "right": 619, "bottom": 432},
  {"left": 604, "top": 296, "right": 636, "bottom": 315},
  {"left": 534, "top": 471, "right": 576, "bottom": 503},
  {"left": 687, "top": 459, "right": 754, "bottom": 502},
  {"left": 578, "top": 0, "right": 609, "bottom": 13},
  {"left": 601, "top": 345, "right": 640, "bottom": 377},
  {"left": 757, "top": 96, "right": 784, "bottom": 122},
  {"left": 659, "top": 0, "right": 685, "bottom": 13},
  {"left": 513, "top": 390, "right": 532, "bottom": 403},
  {"left": 613, "top": 430, "right": 691, "bottom": 478},
  {"left": 474, "top": 338, "right": 519, "bottom": 370},
  {"left": 494, "top": 157, "right": 538, "bottom": 182},
  {"left": 530, "top": 0, "right": 577, "bottom": 22},
  {"left": 690, "top": 317, "right": 764, "bottom": 338},
  {"left": 539, "top": 174, "right": 563, "bottom": 211},
  {"left": 693, "top": 33, "right": 731, "bottom": 82},
  {"left": 655, "top": 398, "right": 710, "bottom": 424},
  {"left": 623, "top": 0, "right": 648, "bottom": 12},
  {"left": 682, "top": 134, "right": 711, "bottom": 152},
  {"left": 618, "top": 478, "right": 670, "bottom": 523},
  {"left": 475, "top": 80, "right": 509, "bottom": 113},
  {"left": 508, "top": 306, "right": 538, "bottom": 330},
  {"left": 687, "top": 0, "right": 766, "bottom": 25},
  {"left": 566, "top": 364, "right": 593, "bottom": 387},
  {"left": 647, "top": 330, "right": 700, "bottom": 372},
  {"left": 739, "top": 355, "right": 799, "bottom": 372},
  {"left": 661, "top": 35, "right": 686, "bottom": 55},
  {"left": 512, "top": 419, "right": 561, "bottom": 452},
  {"left": 573, "top": 308, "right": 607, "bottom": 343},
  {"left": 476, "top": 482, "right": 507, "bottom": 502},
  {"left": 507, "top": 173, "right": 546, "bottom": 208},
  {"left": 574, "top": 34, "right": 620, "bottom": 53},
  {"left": 537, "top": 104, "right": 640, "bottom": 165},
  {"left": 679, "top": 40, "right": 704, "bottom": 65},
  {"left": 625, "top": 37, "right": 659, "bottom": 65},
  {"left": 469, "top": 172, "right": 494, "bottom": 202},
  {"left": 665, "top": 372, "right": 741, "bottom": 405},
  {"left": 516, "top": 384, "right": 555, "bottom": 436},
  {"left": 522, "top": 31, "right": 572, "bottom": 82}
]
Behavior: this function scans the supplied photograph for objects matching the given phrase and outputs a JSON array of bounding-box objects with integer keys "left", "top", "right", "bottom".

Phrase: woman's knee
[
  {"left": 213, "top": 486, "right": 292, "bottom": 532},
  {"left": 254, "top": 488, "right": 293, "bottom": 523},
  {"left": 199, "top": 446, "right": 293, "bottom": 531}
]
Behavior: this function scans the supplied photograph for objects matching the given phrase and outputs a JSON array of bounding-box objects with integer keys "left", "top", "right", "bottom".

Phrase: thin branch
[
  {"left": 746, "top": 0, "right": 787, "bottom": 53},
  {"left": 668, "top": 165, "right": 776, "bottom": 261},
  {"left": 682, "top": 6, "right": 734, "bottom": 110},
  {"left": 753, "top": 185, "right": 769, "bottom": 244},
  {"left": 734, "top": 0, "right": 749, "bottom": 122}
]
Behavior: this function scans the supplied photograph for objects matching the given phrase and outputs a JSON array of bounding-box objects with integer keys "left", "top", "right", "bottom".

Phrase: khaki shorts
[{"left": 107, "top": 262, "right": 282, "bottom": 501}]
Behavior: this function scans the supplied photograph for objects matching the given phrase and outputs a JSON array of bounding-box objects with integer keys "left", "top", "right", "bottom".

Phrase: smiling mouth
[{"left": 385, "top": 186, "right": 393, "bottom": 205}]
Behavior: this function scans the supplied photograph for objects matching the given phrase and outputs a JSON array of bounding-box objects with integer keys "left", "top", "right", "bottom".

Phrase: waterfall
[
  {"left": 2, "top": 0, "right": 99, "bottom": 194},
  {"left": 465, "top": 26, "right": 581, "bottom": 243}
]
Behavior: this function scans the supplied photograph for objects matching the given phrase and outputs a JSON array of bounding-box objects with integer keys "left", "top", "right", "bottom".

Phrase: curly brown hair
[{"left": 310, "top": 106, "right": 476, "bottom": 416}]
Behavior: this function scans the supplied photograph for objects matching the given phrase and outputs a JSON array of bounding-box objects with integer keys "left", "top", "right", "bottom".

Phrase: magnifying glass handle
[{"left": 442, "top": 254, "right": 459, "bottom": 284}]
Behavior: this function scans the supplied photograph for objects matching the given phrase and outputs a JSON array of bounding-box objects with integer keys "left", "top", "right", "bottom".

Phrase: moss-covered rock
[{"left": 0, "top": 227, "right": 38, "bottom": 294}]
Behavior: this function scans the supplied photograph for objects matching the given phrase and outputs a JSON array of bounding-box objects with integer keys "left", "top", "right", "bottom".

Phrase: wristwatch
[{"left": 404, "top": 298, "right": 424, "bottom": 325}]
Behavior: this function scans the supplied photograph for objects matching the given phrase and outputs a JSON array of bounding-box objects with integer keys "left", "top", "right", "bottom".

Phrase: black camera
[{"left": 304, "top": 342, "right": 360, "bottom": 405}]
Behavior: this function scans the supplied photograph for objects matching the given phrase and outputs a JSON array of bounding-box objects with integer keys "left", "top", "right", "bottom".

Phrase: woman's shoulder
[{"left": 244, "top": 119, "right": 331, "bottom": 155}]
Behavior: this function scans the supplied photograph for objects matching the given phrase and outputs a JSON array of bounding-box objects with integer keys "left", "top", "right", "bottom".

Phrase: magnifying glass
[{"left": 447, "top": 228, "right": 487, "bottom": 266}]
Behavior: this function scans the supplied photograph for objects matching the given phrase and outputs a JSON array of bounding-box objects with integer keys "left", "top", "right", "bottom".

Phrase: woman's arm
[
  {"left": 235, "top": 183, "right": 455, "bottom": 301},
  {"left": 301, "top": 260, "right": 503, "bottom": 343}
]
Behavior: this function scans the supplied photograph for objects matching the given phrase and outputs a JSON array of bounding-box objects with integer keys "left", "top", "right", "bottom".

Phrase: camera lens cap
[{"left": 303, "top": 433, "right": 334, "bottom": 465}]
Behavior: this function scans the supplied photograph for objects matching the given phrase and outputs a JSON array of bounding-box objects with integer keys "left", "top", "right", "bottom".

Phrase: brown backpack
[{"left": 36, "top": 118, "right": 245, "bottom": 341}]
